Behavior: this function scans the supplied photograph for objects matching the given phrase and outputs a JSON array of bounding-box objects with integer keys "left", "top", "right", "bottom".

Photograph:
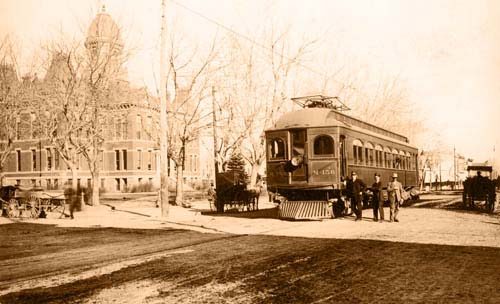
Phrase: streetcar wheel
[{"left": 31, "top": 205, "right": 40, "bottom": 218}]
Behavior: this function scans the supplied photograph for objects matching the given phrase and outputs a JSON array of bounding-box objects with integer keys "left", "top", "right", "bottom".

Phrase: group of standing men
[{"left": 346, "top": 171, "right": 404, "bottom": 222}]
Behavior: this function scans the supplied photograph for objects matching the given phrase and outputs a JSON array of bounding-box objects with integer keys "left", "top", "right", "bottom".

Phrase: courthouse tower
[{"left": 84, "top": 5, "right": 127, "bottom": 83}]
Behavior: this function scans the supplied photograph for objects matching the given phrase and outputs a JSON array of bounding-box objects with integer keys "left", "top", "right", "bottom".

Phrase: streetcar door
[
  {"left": 339, "top": 135, "right": 347, "bottom": 179},
  {"left": 290, "top": 129, "right": 307, "bottom": 182}
]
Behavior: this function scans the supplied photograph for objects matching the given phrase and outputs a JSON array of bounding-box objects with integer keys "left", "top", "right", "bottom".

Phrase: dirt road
[
  {"left": 0, "top": 194, "right": 499, "bottom": 303},
  {"left": 0, "top": 226, "right": 499, "bottom": 303}
]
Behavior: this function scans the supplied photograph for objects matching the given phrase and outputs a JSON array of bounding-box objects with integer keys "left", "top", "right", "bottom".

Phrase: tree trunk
[
  {"left": 249, "top": 162, "right": 260, "bottom": 188},
  {"left": 0, "top": 171, "right": 5, "bottom": 187},
  {"left": 91, "top": 171, "right": 100, "bottom": 206},
  {"left": 69, "top": 166, "right": 85, "bottom": 210},
  {"left": 71, "top": 166, "right": 78, "bottom": 190},
  {"left": 175, "top": 165, "right": 184, "bottom": 206}
]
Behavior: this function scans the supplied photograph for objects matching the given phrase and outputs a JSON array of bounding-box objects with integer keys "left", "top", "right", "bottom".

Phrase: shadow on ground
[{"left": 200, "top": 207, "right": 279, "bottom": 219}]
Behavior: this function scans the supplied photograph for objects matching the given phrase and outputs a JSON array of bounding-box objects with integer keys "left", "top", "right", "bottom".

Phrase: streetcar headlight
[{"left": 291, "top": 155, "right": 303, "bottom": 167}]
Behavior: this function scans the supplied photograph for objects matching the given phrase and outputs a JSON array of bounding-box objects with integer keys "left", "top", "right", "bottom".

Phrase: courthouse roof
[{"left": 86, "top": 6, "right": 122, "bottom": 46}]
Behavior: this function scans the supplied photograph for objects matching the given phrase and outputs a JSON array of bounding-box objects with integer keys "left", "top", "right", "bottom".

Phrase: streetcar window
[
  {"left": 375, "top": 145, "right": 383, "bottom": 167},
  {"left": 394, "top": 156, "right": 401, "bottom": 169},
  {"left": 392, "top": 149, "right": 399, "bottom": 169},
  {"left": 365, "top": 142, "right": 374, "bottom": 166},
  {"left": 405, "top": 152, "right": 411, "bottom": 170},
  {"left": 314, "top": 135, "right": 334, "bottom": 156},
  {"left": 353, "top": 139, "right": 363, "bottom": 164},
  {"left": 384, "top": 147, "right": 392, "bottom": 168},
  {"left": 398, "top": 151, "right": 405, "bottom": 169},
  {"left": 268, "top": 138, "right": 286, "bottom": 159}
]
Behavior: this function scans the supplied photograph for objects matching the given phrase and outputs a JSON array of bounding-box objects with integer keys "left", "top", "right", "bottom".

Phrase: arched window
[
  {"left": 365, "top": 142, "right": 374, "bottom": 166},
  {"left": 398, "top": 150, "right": 406, "bottom": 169},
  {"left": 121, "top": 115, "right": 128, "bottom": 140},
  {"left": 392, "top": 148, "right": 399, "bottom": 169},
  {"left": 15, "top": 116, "right": 21, "bottom": 140},
  {"left": 384, "top": 147, "right": 392, "bottom": 168},
  {"left": 268, "top": 138, "right": 286, "bottom": 159},
  {"left": 352, "top": 139, "right": 363, "bottom": 164},
  {"left": 406, "top": 151, "right": 412, "bottom": 170},
  {"left": 313, "top": 135, "right": 334, "bottom": 156},
  {"left": 115, "top": 118, "right": 121, "bottom": 139},
  {"left": 30, "top": 112, "right": 37, "bottom": 139},
  {"left": 375, "top": 145, "right": 383, "bottom": 167},
  {"left": 136, "top": 115, "right": 142, "bottom": 139}
]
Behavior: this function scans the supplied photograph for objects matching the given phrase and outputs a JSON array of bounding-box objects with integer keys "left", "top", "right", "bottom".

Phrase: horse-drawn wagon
[
  {"left": 462, "top": 164, "right": 497, "bottom": 213},
  {"left": 0, "top": 185, "right": 66, "bottom": 218},
  {"left": 211, "top": 172, "right": 260, "bottom": 213}
]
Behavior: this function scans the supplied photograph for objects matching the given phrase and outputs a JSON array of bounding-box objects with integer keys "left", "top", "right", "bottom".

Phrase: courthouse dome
[{"left": 85, "top": 6, "right": 122, "bottom": 46}]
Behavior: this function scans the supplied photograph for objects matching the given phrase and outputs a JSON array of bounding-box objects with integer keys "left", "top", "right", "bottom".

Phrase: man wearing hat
[
  {"left": 371, "top": 173, "right": 384, "bottom": 222},
  {"left": 346, "top": 171, "right": 366, "bottom": 221},
  {"left": 387, "top": 172, "right": 403, "bottom": 222}
]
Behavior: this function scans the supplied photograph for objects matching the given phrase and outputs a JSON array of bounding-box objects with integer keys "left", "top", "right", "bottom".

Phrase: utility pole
[
  {"left": 159, "top": 0, "right": 169, "bottom": 217},
  {"left": 211, "top": 86, "right": 223, "bottom": 213},
  {"left": 439, "top": 161, "right": 442, "bottom": 191},
  {"left": 453, "top": 146, "right": 457, "bottom": 190},
  {"left": 211, "top": 86, "right": 219, "bottom": 177}
]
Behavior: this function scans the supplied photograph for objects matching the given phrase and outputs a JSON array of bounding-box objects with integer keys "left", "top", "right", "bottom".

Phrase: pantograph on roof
[{"left": 291, "top": 95, "right": 350, "bottom": 111}]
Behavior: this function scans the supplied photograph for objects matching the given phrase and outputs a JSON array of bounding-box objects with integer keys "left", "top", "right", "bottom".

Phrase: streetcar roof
[
  {"left": 267, "top": 108, "right": 415, "bottom": 148},
  {"left": 271, "top": 108, "right": 338, "bottom": 129}
]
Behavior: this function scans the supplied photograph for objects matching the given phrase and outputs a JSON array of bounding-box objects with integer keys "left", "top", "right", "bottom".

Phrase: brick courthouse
[{"left": 0, "top": 9, "right": 175, "bottom": 192}]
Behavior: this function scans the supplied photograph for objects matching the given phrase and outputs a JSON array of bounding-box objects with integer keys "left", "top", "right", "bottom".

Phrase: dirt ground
[{"left": 0, "top": 194, "right": 499, "bottom": 303}]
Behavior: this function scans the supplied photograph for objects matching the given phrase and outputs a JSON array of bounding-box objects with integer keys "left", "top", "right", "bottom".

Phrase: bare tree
[
  {"left": 83, "top": 23, "right": 129, "bottom": 205},
  {"left": 0, "top": 37, "right": 47, "bottom": 187},
  {"left": 0, "top": 37, "right": 21, "bottom": 186},
  {"left": 165, "top": 31, "right": 219, "bottom": 206},
  {"left": 210, "top": 86, "right": 251, "bottom": 175},
  {"left": 41, "top": 15, "right": 130, "bottom": 206},
  {"left": 218, "top": 28, "right": 316, "bottom": 187},
  {"left": 39, "top": 39, "right": 87, "bottom": 191}
]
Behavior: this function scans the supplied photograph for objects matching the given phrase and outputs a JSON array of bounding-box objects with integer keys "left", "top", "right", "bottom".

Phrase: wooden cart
[{"left": 1, "top": 186, "right": 66, "bottom": 219}]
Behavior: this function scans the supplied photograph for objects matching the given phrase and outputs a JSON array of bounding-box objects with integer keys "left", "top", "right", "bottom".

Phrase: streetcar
[{"left": 265, "top": 95, "right": 419, "bottom": 219}]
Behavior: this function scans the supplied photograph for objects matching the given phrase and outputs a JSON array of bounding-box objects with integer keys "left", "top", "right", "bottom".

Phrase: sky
[{"left": 0, "top": 0, "right": 499, "bottom": 167}]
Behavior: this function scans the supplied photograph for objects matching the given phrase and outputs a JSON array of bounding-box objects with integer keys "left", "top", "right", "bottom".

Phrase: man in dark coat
[
  {"left": 371, "top": 173, "right": 384, "bottom": 222},
  {"left": 347, "top": 171, "right": 366, "bottom": 221}
]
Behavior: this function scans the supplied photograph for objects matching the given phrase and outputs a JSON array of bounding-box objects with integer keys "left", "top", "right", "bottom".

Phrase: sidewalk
[{"left": 2, "top": 198, "right": 499, "bottom": 248}]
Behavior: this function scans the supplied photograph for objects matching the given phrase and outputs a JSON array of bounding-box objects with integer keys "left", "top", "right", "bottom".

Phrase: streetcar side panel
[{"left": 340, "top": 127, "right": 418, "bottom": 188}]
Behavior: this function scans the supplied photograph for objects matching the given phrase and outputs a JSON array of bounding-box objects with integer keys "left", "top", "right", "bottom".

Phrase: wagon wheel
[
  {"left": 30, "top": 205, "right": 40, "bottom": 218},
  {"left": 31, "top": 198, "right": 43, "bottom": 218},
  {"left": 7, "top": 199, "right": 19, "bottom": 218},
  {"left": 27, "top": 195, "right": 40, "bottom": 218}
]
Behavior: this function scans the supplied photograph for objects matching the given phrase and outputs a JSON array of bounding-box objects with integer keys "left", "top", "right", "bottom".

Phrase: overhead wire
[{"left": 169, "top": 0, "right": 372, "bottom": 102}]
